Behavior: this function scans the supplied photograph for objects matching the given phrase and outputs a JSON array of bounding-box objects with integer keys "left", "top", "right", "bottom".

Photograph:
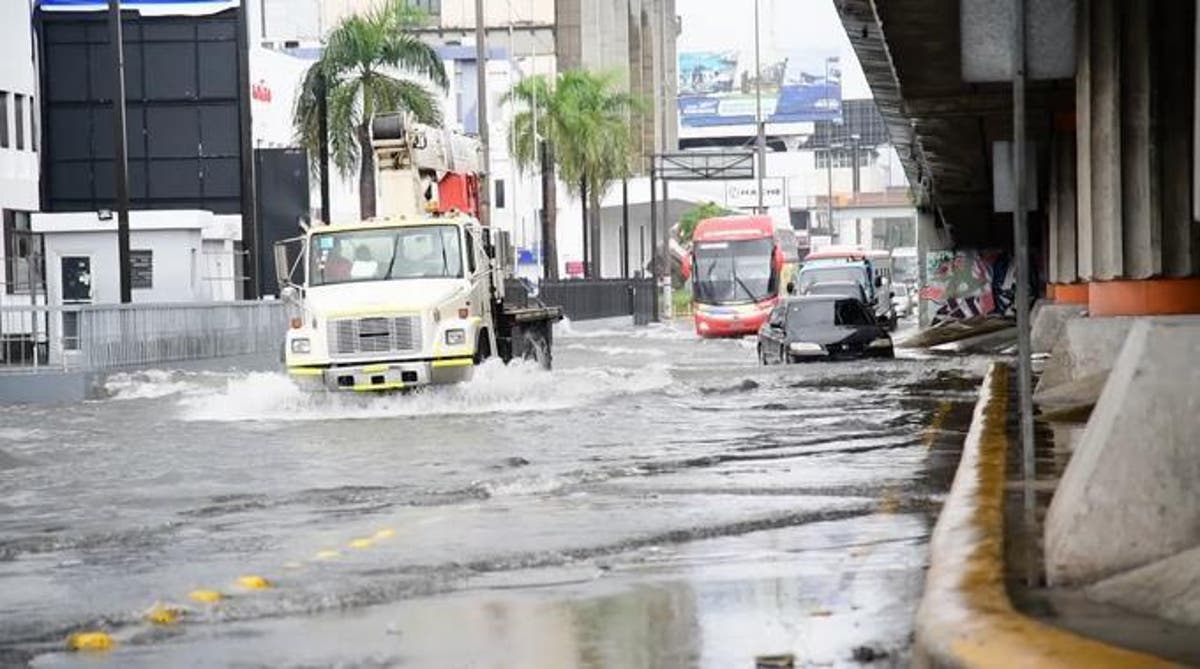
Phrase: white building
[
  {"left": 0, "top": 0, "right": 42, "bottom": 304},
  {"left": 31, "top": 210, "right": 242, "bottom": 305}
]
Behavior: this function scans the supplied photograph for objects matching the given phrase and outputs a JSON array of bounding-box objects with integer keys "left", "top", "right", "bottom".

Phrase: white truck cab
[{"left": 277, "top": 213, "right": 556, "bottom": 391}]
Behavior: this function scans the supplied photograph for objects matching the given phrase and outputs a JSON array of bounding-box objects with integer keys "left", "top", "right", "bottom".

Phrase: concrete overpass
[{"left": 832, "top": 0, "right": 1200, "bottom": 652}]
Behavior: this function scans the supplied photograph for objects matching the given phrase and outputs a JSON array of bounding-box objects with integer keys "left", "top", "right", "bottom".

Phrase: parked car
[{"left": 757, "top": 296, "right": 895, "bottom": 364}]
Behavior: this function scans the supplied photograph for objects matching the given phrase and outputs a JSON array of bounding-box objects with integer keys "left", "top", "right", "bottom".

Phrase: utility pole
[
  {"left": 108, "top": 0, "right": 132, "bottom": 304},
  {"left": 1012, "top": 0, "right": 1036, "bottom": 572},
  {"left": 474, "top": 0, "right": 491, "bottom": 226},
  {"left": 236, "top": 0, "right": 260, "bottom": 298},
  {"left": 826, "top": 141, "right": 839, "bottom": 239},
  {"left": 317, "top": 70, "right": 331, "bottom": 225},
  {"left": 753, "top": 0, "right": 766, "bottom": 214}
]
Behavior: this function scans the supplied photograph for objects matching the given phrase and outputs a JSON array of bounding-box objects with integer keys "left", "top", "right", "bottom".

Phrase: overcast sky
[{"left": 676, "top": 0, "right": 872, "bottom": 99}]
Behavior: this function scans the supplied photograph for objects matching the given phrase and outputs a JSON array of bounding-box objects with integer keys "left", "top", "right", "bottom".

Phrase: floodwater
[{"left": 0, "top": 319, "right": 987, "bottom": 668}]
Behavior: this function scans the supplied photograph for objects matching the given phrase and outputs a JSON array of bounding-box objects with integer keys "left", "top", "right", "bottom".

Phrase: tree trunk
[
  {"left": 357, "top": 123, "right": 376, "bottom": 220},
  {"left": 540, "top": 140, "right": 559, "bottom": 280},
  {"left": 580, "top": 177, "right": 589, "bottom": 277},
  {"left": 589, "top": 185, "right": 603, "bottom": 279}
]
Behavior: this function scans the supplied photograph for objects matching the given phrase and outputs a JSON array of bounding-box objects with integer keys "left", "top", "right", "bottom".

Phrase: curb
[{"left": 912, "top": 362, "right": 1178, "bottom": 669}]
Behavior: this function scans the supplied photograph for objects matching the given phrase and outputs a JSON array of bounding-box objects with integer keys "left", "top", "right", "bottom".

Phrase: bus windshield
[
  {"left": 309, "top": 225, "right": 463, "bottom": 287},
  {"left": 692, "top": 238, "right": 775, "bottom": 304}
]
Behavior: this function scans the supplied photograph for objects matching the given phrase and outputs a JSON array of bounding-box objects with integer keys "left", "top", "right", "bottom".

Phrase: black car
[{"left": 757, "top": 296, "right": 895, "bottom": 364}]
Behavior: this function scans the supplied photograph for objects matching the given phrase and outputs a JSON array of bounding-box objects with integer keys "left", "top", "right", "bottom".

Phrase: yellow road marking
[
  {"left": 144, "top": 603, "right": 183, "bottom": 625},
  {"left": 374, "top": 528, "right": 396, "bottom": 540},
  {"left": 236, "top": 575, "right": 272, "bottom": 590},
  {"left": 67, "top": 631, "right": 114, "bottom": 652},
  {"left": 187, "top": 589, "right": 223, "bottom": 604},
  {"left": 348, "top": 538, "right": 375, "bottom": 550},
  {"left": 314, "top": 550, "right": 340, "bottom": 560}
]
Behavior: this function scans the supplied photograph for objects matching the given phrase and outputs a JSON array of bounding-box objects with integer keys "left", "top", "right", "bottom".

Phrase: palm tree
[
  {"left": 507, "top": 70, "right": 638, "bottom": 279},
  {"left": 294, "top": 1, "right": 447, "bottom": 220}
]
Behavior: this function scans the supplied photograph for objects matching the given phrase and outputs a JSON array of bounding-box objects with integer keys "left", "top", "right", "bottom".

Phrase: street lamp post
[
  {"left": 753, "top": 0, "right": 766, "bottom": 214},
  {"left": 826, "top": 140, "right": 842, "bottom": 239}
]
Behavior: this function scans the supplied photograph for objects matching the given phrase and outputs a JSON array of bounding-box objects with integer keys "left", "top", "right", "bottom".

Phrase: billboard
[{"left": 678, "top": 50, "right": 842, "bottom": 134}]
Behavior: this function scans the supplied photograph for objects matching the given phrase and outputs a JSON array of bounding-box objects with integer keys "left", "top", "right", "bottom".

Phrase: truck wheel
[
  {"left": 521, "top": 330, "right": 552, "bottom": 370},
  {"left": 474, "top": 331, "right": 492, "bottom": 365}
]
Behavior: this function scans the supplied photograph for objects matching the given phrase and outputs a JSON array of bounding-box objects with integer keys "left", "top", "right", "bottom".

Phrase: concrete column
[
  {"left": 1090, "top": 0, "right": 1123, "bottom": 280},
  {"left": 1049, "top": 132, "right": 1078, "bottom": 284},
  {"left": 1159, "top": 0, "right": 1197, "bottom": 277},
  {"left": 1075, "top": 0, "right": 1094, "bottom": 279},
  {"left": 1120, "top": 1, "right": 1162, "bottom": 279}
]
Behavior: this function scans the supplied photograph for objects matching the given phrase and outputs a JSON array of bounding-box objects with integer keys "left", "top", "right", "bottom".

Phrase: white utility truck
[{"left": 274, "top": 114, "right": 561, "bottom": 392}]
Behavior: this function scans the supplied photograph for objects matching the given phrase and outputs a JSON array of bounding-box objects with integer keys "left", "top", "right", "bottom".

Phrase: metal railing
[
  {"left": 0, "top": 301, "right": 287, "bottom": 372},
  {"left": 538, "top": 278, "right": 656, "bottom": 323}
]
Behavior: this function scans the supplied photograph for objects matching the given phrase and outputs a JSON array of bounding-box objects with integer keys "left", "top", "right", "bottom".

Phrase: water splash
[{"left": 178, "top": 359, "right": 673, "bottom": 423}]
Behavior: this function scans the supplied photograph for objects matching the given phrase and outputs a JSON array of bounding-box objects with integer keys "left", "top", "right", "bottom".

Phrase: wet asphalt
[{"left": 0, "top": 318, "right": 988, "bottom": 668}]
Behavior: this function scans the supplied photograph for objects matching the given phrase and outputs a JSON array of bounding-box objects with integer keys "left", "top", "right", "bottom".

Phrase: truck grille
[{"left": 328, "top": 316, "right": 421, "bottom": 357}]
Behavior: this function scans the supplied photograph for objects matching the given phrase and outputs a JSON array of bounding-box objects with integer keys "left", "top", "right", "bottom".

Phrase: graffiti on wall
[{"left": 919, "top": 250, "right": 1015, "bottom": 325}]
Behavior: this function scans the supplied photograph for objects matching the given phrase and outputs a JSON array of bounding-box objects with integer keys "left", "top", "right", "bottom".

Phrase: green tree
[
  {"left": 507, "top": 70, "right": 639, "bottom": 279},
  {"left": 677, "top": 201, "right": 730, "bottom": 245},
  {"left": 294, "top": 1, "right": 447, "bottom": 220}
]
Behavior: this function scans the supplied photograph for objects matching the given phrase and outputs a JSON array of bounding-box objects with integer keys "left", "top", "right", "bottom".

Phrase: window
[
  {"left": 4, "top": 211, "right": 41, "bottom": 295},
  {"left": 834, "top": 299, "right": 875, "bottom": 326},
  {"left": 29, "top": 96, "right": 36, "bottom": 152},
  {"left": 494, "top": 179, "right": 506, "bottom": 209},
  {"left": 465, "top": 228, "right": 476, "bottom": 273},
  {"left": 0, "top": 92, "right": 8, "bottom": 148},
  {"left": 815, "top": 148, "right": 873, "bottom": 169},
  {"left": 130, "top": 250, "right": 153, "bottom": 289},
  {"left": 14, "top": 95, "right": 23, "bottom": 151}
]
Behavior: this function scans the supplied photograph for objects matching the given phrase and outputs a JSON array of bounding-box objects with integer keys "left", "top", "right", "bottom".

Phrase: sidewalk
[
  {"left": 1005, "top": 369, "right": 1200, "bottom": 666},
  {"left": 911, "top": 362, "right": 1190, "bottom": 668}
]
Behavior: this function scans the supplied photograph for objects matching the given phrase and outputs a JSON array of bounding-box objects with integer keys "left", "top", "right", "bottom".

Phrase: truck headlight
[
  {"left": 869, "top": 337, "right": 893, "bottom": 349},
  {"left": 290, "top": 338, "right": 311, "bottom": 354},
  {"left": 445, "top": 329, "right": 466, "bottom": 346}
]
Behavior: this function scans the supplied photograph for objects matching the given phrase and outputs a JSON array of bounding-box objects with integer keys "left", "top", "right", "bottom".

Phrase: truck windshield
[
  {"left": 309, "top": 225, "right": 463, "bottom": 286},
  {"left": 693, "top": 238, "right": 775, "bottom": 304}
]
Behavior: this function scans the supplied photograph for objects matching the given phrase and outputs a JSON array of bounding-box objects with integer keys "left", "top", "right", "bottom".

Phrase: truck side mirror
[{"left": 281, "top": 285, "right": 299, "bottom": 304}]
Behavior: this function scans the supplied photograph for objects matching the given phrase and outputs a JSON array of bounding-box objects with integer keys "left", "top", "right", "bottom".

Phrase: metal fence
[
  {"left": 0, "top": 301, "right": 287, "bottom": 372},
  {"left": 538, "top": 278, "right": 656, "bottom": 323}
]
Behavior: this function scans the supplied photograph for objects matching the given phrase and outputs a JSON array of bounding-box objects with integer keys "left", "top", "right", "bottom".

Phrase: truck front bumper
[{"left": 287, "top": 356, "right": 475, "bottom": 391}]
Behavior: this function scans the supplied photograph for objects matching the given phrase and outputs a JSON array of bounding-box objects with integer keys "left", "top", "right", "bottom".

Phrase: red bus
[{"left": 682, "top": 215, "right": 799, "bottom": 337}]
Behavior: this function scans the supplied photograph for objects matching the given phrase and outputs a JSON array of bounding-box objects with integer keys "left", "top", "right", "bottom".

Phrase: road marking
[
  {"left": 236, "top": 575, "right": 272, "bottom": 590},
  {"left": 374, "top": 528, "right": 396, "bottom": 540},
  {"left": 188, "top": 589, "right": 223, "bottom": 603},
  {"left": 348, "top": 538, "right": 375, "bottom": 549},
  {"left": 144, "top": 603, "right": 183, "bottom": 625},
  {"left": 66, "top": 631, "right": 114, "bottom": 652},
  {"left": 314, "top": 549, "right": 341, "bottom": 560}
]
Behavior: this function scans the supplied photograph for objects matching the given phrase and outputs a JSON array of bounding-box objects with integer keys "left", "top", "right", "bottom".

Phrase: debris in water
[
  {"left": 502, "top": 456, "right": 531, "bottom": 468},
  {"left": 851, "top": 645, "right": 890, "bottom": 663},
  {"left": 236, "top": 575, "right": 272, "bottom": 590},
  {"left": 144, "top": 602, "right": 184, "bottom": 625},
  {"left": 188, "top": 589, "right": 223, "bottom": 604},
  {"left": 701, "top": 379, "right": 761, "bottom": 395}
]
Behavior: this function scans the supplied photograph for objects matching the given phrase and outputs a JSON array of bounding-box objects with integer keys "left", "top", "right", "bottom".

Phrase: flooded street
[{"left": 0, "top": 320, "right": 987, "bottom": 667}]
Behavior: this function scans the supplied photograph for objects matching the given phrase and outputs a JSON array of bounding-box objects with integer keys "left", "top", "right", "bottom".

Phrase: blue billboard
[{"left": 678, "top": 51, "right": 842, "bottom": 132}]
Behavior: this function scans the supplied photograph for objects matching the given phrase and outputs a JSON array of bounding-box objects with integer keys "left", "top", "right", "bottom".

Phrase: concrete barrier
[
  {"left": 1030, "top": 302, "right": 1088, "bottom": 354},
  {"left": 1035, "top": 317, "right": 1136, "bottom": 394},
  {"left": 913, "top": 362, "right": 1172, "bottom": 668},
  {"left": 0, "top": 370, "right": 102, "bottom": 404},
  {"left": 1087, "top": 546, "right": 1200, "bottom": 627},
  {"left": 1044, "top": 317, "right": 1200, "bottom": 587}
]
